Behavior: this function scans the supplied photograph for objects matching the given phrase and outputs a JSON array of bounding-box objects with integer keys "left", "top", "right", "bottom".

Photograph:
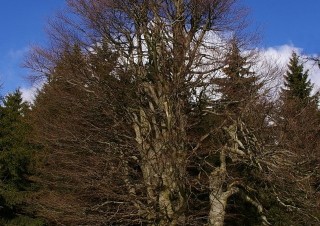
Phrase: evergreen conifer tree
[
  {"left": 220, "top": 42, "right": 257, "bottom": 101},
  {"left": 275, "top": 52, "right": 320, "bottom": 225},
  {"left": 0, "top": 90, "right": 43, "bottom": 226},
  {"left": 282, "top": 52, "right": 313, "bottom": 103},
  {"left": 215, "top": 41, "right": 262, "bottom": 115}
]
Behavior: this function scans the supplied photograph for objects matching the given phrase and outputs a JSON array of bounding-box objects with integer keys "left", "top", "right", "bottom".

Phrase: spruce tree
[
  {"left": 0, "top": 90, "right": 44, "bottom": 226},
  {"left": 282, "top": 52, "right": 313, "bottom": 103},
  {"left": 212, "top": 41, "right": 263, "bottom": 129},
  {"left": 217, "top": 41, "right": 261, "bottom": 111},
  {"left": 275, "top": 52, "right": 320, "bottom": 224}
]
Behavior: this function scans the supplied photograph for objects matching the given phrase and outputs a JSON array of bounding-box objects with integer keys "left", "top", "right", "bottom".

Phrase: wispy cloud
[
  {"left": 261, "top": 44, "right": 301, "bottom": 66},
  {"left": 7, "top": 47, "right": 29, "bottom": 60}
]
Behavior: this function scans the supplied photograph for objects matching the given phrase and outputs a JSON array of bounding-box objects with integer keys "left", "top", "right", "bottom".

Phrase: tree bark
[
  {"left": 208, "top": 147, "right": 239, "bottom": 226},
  {"left": 132, "top": 88, "right": 186, "bottom": 225}
]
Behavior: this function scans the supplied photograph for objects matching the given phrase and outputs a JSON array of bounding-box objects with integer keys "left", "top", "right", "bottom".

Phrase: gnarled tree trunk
[
  {"left": 208, "top": 148, "right": 239, "bottom": 226},
  {"left": 132, "top": 85, "right": 187, "bottom": 225}
]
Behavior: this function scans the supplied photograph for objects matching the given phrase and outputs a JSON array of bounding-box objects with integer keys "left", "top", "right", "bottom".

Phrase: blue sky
[
  {"left": 0, "top": 1, "right": 320, "bottom": 101},
  {"left": 243, "top": 0, "right": 320, "bottom": 54},
  {"left": 0, "top": 0, "right": 65, "bottom": 98}
]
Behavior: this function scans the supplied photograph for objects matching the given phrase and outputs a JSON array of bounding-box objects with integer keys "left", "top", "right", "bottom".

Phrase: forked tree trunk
[{"left": 133, "top": 91, "right": 186, "bottom": 225}]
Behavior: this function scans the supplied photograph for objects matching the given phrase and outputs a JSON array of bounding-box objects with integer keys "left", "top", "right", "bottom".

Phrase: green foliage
[
  {"left": 282, "top": 52, "right": 313, "bottom": 103},
  {"left": 0, "top": 90, "right": 44, "bottom": 225}
]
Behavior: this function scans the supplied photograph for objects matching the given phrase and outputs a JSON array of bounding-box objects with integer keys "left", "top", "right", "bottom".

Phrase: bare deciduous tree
[{"left": 26, "top": 0, "right": 320, "bottom": 225}]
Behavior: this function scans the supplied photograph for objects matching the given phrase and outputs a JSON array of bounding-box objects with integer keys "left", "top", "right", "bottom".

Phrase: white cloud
[
  {"left": 20, "top": 86, "right": 38, "bottom": 103},
  {"left": 261, "top": 45, "right": 301, "bottom": 66}
]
